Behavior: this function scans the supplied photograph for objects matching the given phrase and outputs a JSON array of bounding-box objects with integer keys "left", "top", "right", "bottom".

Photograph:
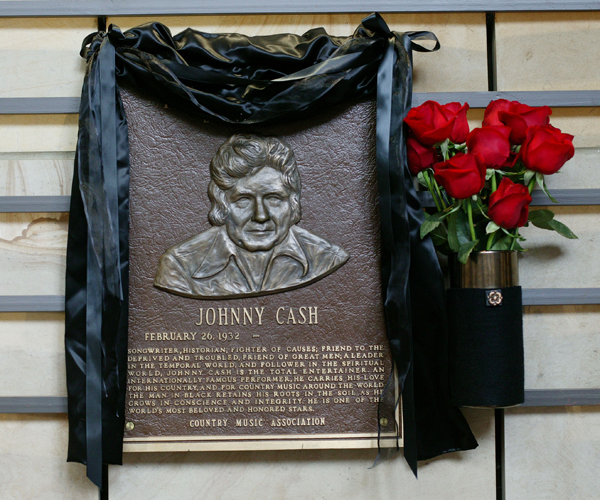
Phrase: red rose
[
  {"left": 404, "top": 101, "right": 470, "bottom": 146},
  {"left": 444, "top": 102, "right": 470, "bottom": 143},
  {"left": 488, "top": 177, "right": 532, "bottom": 229},
  {"left": 407, "top": 138, "right": 437, "bottom": 175},
  {"left": 466, "top": 126, "right": 511, "bottom": 168},
  {"left": 433, "top": 152, "right": 486, "bottom": 199},
  {"left": 483, "top": 99, "right": 513, "bottom": 127},
  {"left": 483, "top": 99, "right": 552, "bottom": 144},
  {"left": 502, "top": 150, "right": 520, "bottom": 169},
  {"left": 499, "top": 103, "right": 552, "bottom": 145},
  {"left": 520, "top": 125, "right": 575, "bottom": 175}
]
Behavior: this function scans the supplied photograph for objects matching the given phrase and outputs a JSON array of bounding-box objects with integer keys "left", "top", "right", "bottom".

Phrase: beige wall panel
[
  {"left": 505, "top": 407, "right": 600, "bottom": 500},
  {"left": 519, "top": 206, "right": 600, "bottom": 289},
  {"left": 496, "top": 12, "right": 600, "bottom": 91},
  {"left": 0, "top": 213, "right": 67, "bottom": 295},
  {"left": 0, "top": 18, "right": 92, "bottom": 98},
  {"left": 0, "top": 415, "right": 97, "bottom": 500},
  {"left": 110, "top": 408, "right": 494, "bottom": 500},
  {"left": 524, "top": 306, "right": 600, "bottom": 390},
  {"left": 0, "top": 153, "right": 74, "bottom": 196},
  {"left": 0, "top": 312, "right": 66, "bottom": 397},
  {"left": 544, "top": 148, "right": 600, "bottom": 189},
  {"left": 546, "top": 109, "right": 600, "bottom": 149},
  {"left": 109, "top": 14, "right": 487, "bottom": 92},
  {"left": 467, "top": 109, "right": 485, "bottom": 131},
  {"left": 0, "top": 412, "right": 493, "bottom": 500},
  {"left": 0, "top": 115, "right": 78, "bottom": 152},
  {"left": 0, "top": 212, "right": 59, "bottom": 241}
]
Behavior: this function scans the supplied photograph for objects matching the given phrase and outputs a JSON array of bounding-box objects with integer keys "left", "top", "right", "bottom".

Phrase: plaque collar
[{"left": 191, "top": 226, "right": 310, "bottom": 281}]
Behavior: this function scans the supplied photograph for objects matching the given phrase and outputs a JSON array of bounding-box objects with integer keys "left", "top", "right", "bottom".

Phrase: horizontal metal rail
[
  {"left": 1, "top": 390, "right": 599, "bottom": 413},
  {"left": 0, "top": 97, "right": 80, "bottom": 115},
  {"left": 0, "top": 0, "right": 599, "bottom": 17},
  {"left": 521, "top": 389, "right": 600, "bottom": 407},
  {"left": 0, "top": 397, "right": 68, "bottom": 413},
  {"left": 418, "top": 189, "right": 600, "bottom": 207},
  {"left": 528, "top": 189, "right": 600, "bottom": 206},
  {"left": 1, "top": 289, "right": 599, "bottom": 312},
  {"left": 0, "top": 295, "right": 65, "bottom": 312},
  {"left": 2, "top": 91, "right": 600, "bottom": 115},
  {"left": 412, "top": 90, "right": 600, "bottom": 108},
  {"left": 0, "top": 196, "right": 71, "bottom": 213},
  {"left": 522, "top": 288, "right": 600, "bottom": 306},
  {"left": 0, "top": 190, "right": 598, "bottom": 214}
]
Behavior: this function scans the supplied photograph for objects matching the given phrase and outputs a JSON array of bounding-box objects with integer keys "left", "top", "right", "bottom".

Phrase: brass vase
[
  {"left": 447, "top": 251, "right": 524, "bottom": 408},
  {"left": 449, "top": 250, "right": 519, "bottom": 289}
]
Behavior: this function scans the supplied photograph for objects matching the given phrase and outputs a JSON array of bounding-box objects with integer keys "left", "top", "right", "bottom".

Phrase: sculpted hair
[{"left": 208, "top": 134, "right": 302, "bottom": 226}]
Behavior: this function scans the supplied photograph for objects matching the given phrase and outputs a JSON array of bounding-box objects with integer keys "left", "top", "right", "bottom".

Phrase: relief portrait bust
[{"left": 154, "top": 134, "right": 349, "bottom": 299}]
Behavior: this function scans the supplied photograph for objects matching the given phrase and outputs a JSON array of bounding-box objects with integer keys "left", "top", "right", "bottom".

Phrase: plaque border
[
  {"left": 124, "top": 414, "right": 402, "bottom": 452},
  {"left": 123, "top": 434, "right": 401, "bottom": 453}
]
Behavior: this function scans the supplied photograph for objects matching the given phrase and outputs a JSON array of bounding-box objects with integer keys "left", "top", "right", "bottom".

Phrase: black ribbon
[
  {"left": 65, "top": 13, "right": 476, "bottom": 487},
  {"left": 66, "top": 31, "right": 130, "bottom": 486}
]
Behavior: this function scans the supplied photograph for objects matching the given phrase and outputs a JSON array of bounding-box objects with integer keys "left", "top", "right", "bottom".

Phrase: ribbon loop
[{"left": 405, "top": 31, "right": 441, "bottom": 52}]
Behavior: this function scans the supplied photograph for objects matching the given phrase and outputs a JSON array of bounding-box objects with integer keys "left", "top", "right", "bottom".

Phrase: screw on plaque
[
  {"left": 125, "top": 422, "right": 135, "bottom": 431},
  {"left": 486, "top": 289, "right": 503, "bottom": 307},
  {"left": 379, "top": 418, "right": 389, "bottom": 427}
]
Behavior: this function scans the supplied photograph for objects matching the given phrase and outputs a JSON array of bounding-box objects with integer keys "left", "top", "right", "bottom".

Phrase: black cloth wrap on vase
[
  {"left": 447, "top": 287, "right": 525, "bottom": 407},
  {"left": 65, "top": 13, "right": 477, "bottom": 487}
]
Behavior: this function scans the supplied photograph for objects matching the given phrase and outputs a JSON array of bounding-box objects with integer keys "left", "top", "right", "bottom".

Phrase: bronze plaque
[{"left": 123, "top": 88, "right": 400, "bottom": 452}]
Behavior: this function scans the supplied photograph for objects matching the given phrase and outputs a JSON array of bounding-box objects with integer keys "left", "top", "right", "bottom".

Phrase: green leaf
[
  {"left": 511, "top": 240, "right": 526, "bottom": 252},
  {"left": 490, "top": 233, "right": 513, "bottom": 251},
  {"left": 420, "top": 219, "right": 441, "bottom": 239},
  {"left": 457, "top": 240, "right": 479, "bottom": 264},
  {"left": 420, "top": 211, "right": 446, "bottom": 239},
  {"left": 416, "top": 170, "right": 429, "bottom": 188},
  {"left": 447, "top": 203, "right": 462, "bottom": 215},
  {"left": 547, "top": 219, "right": 578, "bottom": 239},
  {"left": 524, "top": 169, "right": 536, "bottom": 186},
  {"left": 429, "top": 224, "right": 450, "bottom": 251},
  {"left": 528, "top": 209, "right": 554, "bottom": 226},
  {"left": 536, "top": 172, "right": 558, "bottom": 203},
  {"left": 439, "top": 139, "right": 450, "bottom": 160},
  {"left": 486, "top": 221, "right": 501, "bottom": 234},
  {"left": 447, "top": 209, "right": 471, "bottom": 252},
  {"left": 528, "top": 209, "right": 577, "bottom": 239}
]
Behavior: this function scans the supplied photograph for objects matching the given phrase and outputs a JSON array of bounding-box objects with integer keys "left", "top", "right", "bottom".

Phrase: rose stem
[
  {"left": 486, "top": 232, "right": 495, "bottom": 250},
  {"left": 424, "top": 171, "right": 443, "bottom": 211},
  {"left": 466, "top": 199, "right": 477, "bottom": 242},
  {"left": 509, "top": 230, "right": 518, "bottom": 250},
  {"left": 487, "top": 173, "right": 498, "bottom": 250},
  {"left": 432, "top": 177, "right": 448, "bottom": 210}
]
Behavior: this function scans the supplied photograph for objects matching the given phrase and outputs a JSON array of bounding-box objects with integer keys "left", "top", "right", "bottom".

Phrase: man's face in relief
[{"left": 224, "top": 167, "right": 293, "bottom": 252}]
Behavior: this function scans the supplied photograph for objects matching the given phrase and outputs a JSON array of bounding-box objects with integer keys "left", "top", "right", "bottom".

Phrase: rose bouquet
[{"left": 405, "top": 99, "right": 577, "bottom": 263}]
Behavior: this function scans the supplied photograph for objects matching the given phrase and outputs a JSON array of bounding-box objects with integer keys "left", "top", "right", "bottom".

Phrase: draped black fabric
[
  {"left": 65, "top": 13, "right": 477, "bottom": 487},
  {"left": 65, "top": 33, "right": 131, "bottom": 487}
]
